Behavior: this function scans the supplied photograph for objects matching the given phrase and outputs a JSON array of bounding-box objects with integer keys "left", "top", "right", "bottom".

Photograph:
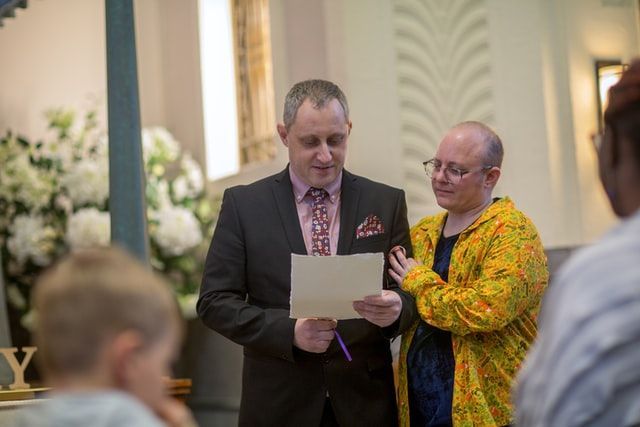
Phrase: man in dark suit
[{"left": 198, "top": 79, "right": 417, "bottom": 426}]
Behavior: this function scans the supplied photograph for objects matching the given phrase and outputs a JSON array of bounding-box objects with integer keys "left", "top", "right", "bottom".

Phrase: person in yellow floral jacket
[{"left": 389, "top": 121, "right": 548, "bottom": 426}]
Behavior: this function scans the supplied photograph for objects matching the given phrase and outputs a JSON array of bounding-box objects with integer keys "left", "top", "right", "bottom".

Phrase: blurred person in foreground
[
  {"left": 515, "top": 61, "right": 640, "bottom": 426},
  {"left": 388, "top": 121, "right": 548, "bottom": 426},
  {"left": 198, "top": 79, "right": 416, "bottom": 426},
  {"left": 11, "top": 247, "right": 196, "bottom": 427}
]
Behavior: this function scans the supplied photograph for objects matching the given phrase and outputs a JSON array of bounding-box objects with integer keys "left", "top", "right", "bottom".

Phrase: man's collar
[{"left": 289, "top": 167, "right": 342, "bottom": 204}]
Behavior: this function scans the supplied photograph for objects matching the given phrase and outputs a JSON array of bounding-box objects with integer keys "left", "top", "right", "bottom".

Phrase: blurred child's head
[{"left": 33, "top": 246, "right": 183, "bottom": 409}]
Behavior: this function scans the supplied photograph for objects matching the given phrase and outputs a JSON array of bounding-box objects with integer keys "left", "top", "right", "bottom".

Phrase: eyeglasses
[{"left": 423, "top": 159, "right": 493, "bottom": 184}]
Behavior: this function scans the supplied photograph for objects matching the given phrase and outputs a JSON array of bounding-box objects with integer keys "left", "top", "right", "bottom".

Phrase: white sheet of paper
[{"left": 289, "top": 252, "right": 384, "bottom": 320}]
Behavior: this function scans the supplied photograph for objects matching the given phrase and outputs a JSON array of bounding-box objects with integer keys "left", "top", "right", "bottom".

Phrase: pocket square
[{"left": 356, "top": 214, "right": 385, "bottom": 239}]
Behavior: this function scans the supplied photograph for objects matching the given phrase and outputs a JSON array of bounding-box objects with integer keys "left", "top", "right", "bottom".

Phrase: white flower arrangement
[
  {"left": 151, "top": 206, "right": 203, "bottom": 257},
  {"left": 6, "top": 214, "right": 57, "bottom": 267},
  {"left": 142, "top": 126, "right": 180, "bottom": 165},
  {"left": 66, "top": 208, "right": 111, "bottom": 250},
  {"left": 0, "top": 109, "right": 220, "bottom": 330},
  {"left": 0, "top": 153, "right": 55, "bottom": 210},
  {"left": 62, "top": 158, "right": 110, "bottom": 207}
]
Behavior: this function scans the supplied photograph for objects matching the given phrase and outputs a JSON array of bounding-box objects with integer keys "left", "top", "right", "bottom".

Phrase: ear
[
  {"left": 348, "top": 120, "right": 353, "bottom": 135},
  {"left": 484, "top": 167, "right": 501, "bottom": 188},
  {"left": 110, "top": 330, "right": 145, "bottom": 388},
  {"left": 277, "top": 123, "right": 289, "bottom": 147}
]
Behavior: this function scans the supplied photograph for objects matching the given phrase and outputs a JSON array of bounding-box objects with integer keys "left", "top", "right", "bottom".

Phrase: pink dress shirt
[{"left": 289, "top": 169, "right": 342, "bottom": 255}]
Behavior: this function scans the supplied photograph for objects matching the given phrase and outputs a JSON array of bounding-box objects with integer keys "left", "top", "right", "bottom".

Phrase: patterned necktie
[{"left": 309, "top": 187, "right": 331, "bottom": 256}]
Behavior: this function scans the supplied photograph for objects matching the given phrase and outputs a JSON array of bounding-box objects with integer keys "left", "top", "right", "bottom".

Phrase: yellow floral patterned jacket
[{"left": 398, "top": 197, "right": 548, "bottom": 426}]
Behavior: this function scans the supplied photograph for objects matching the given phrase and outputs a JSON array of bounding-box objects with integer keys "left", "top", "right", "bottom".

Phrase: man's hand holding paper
[
  {"left": 352, "top": 290, "right": 402, "bottom": 327},
  {"left": 293, "top": 318, "right": 337, "bottom": 353},
  {"left": 290, "top": 252, "right": 404, "bottom": 334},
  {"left": 289, "top": 253, "right": 385, "bottom": 320}
]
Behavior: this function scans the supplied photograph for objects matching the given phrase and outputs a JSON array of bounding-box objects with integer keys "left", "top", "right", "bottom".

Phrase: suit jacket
[{"left": 197, "top": 167, "right": 416, "bottom": 426}]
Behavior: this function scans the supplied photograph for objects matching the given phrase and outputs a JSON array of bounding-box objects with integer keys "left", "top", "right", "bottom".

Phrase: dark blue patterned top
[{"left": 407, "top": 232, "right": 459, "bottom": 426}]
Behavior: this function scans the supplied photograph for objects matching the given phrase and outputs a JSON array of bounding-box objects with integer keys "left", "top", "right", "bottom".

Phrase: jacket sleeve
[
  {"left": 401, "top": 214, "right": 548, "bottom": 336},
  {"left": 383, "top": 189, "right": 418, "bottom": 337},
  {"left": 197, "top": 189, "right": 296, "bottom": 361}
]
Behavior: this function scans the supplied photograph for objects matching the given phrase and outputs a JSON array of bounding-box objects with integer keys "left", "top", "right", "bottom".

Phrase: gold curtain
[{"left": 232, "top": 0, "right": 276, "bottom": 166}]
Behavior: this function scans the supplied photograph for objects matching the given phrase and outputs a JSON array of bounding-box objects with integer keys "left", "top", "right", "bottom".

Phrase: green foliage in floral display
[{"left": 0, "top": 109, "right": 220, "bottom": 327}]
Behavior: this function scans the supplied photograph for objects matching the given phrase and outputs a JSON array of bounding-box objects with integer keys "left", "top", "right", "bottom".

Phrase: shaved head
[{"left": 450, "top": 121, "right": 503, "bottom": 168}]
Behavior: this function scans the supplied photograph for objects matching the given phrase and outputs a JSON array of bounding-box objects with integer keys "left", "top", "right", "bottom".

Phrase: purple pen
[{"left": 334, "top": 330, "right": 352, "bottom": 362}]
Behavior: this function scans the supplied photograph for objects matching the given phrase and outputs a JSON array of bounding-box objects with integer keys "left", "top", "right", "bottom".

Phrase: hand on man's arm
[
  {"left": 353, "top": 245, "right": 422, "bottom": 329},
  {"left": 388, "top": 246, "right": 421, "bottom": 286}
]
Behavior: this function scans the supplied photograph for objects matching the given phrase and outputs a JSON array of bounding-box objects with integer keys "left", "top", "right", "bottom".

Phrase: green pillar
[{"left": 105, "top": 0, "right": 149, "bottom": 262}]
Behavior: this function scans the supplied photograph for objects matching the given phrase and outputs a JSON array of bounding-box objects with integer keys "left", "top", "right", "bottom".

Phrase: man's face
[
  {"left": 277, "top": 98, "right": 351, "bottom": 188},
  {"left": 431, "top": 127, "right": 491, "bottom": 213}
]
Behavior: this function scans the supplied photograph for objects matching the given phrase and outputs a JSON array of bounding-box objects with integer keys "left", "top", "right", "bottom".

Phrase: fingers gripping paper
[{"left": 289, "top": 253, "right": 384, "bottom": 320}]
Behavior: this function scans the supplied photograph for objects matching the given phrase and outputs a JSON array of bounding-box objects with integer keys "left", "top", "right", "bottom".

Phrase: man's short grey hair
[
  {"left": 455, "top": 121, "right": 504, "bottom": 168},
  {"left": 283, "top": 79, "right": 349, "bottom": 130}
]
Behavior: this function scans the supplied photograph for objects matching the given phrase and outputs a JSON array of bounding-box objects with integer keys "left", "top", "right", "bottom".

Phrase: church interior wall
[{"left": 0, "top": 0, "right": 638, "bottom": 249}]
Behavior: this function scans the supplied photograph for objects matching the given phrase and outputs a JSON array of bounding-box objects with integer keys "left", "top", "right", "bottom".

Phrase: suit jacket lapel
[
  {"left": 272, "top": 167, "right": 307, "bottom": 255},
  {"left": 337, "top": 170, "right": 360, "bottom": 255}
]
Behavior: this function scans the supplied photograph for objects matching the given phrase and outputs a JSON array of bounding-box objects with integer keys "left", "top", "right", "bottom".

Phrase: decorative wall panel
[{"left": 393, "top": 0, "right": 495, "bottom": 217}]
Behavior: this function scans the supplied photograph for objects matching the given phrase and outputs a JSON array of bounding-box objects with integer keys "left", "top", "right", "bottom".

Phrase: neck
[
  {"left": 443, "top": 197, "right": 493, "bottom": 236},
  {"left": 617, "top": 190, "right": 640, "bottom": 217},
  {"left": 614, "top": 163, "right": 640, "bottom": 217},
  {"left": 47, "top": 368, "right": 116, "bottom": 393},
  {"left": 609, "top": 139, "right": 640, "bottom": 217}
]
